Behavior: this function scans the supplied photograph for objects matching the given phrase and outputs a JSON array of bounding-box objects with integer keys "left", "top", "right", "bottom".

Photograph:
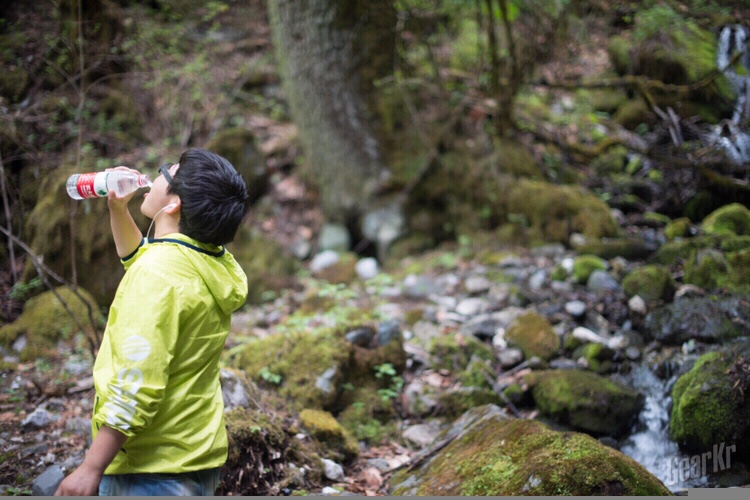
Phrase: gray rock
[
  {"left": 549, "top": 358, "right": 578, "bottom": 370},
  {"left": 377, "top": 320, "right": 401, "bottom": 346},
  {"left": 63, "top": 356, "right": 92, "bottom": 376},
  {"left": 402, "top": 275, "right": 442, "bottom": 298},
  {"left": 65, "top": 418, "right": 92, "bottom": 440},
  {"left": 21, "top": 442, "right": 49, "bottom": 458},
  {"left": 345, "top": 327, "right": 375, "bottom": 347},
  {"left": 291, "top": 238, "right": 312, "bottom": 260},
  {"left": 565, "top": 300, "right": 587, "bottom": 318},
  {"left": 587, "top": 270, "right": 620, "bottom": 291},
  {"left": 321, "top": 486, "right": 342, "bottom": 495},
  {"left": 366, "top": 458, "right": 390, "bottom": 472},
  {"left": 310, "top": 250, "right": 340, "bottom": 272},
  {"left": 22, "top": 408, "right": 52, "bottom": 430},
  {"left": 355, "top": 257, "right": 379, "bottom": 280},
  {"left": 492, "top": 328, "right": 507, "bottom": 350},
  {"left": 628, "top": 295, "right": 647, "bottom": 315},
  {"left": 11, "top": 334, "right": 27, "bottom": 353},
  {"left": 404, "top": 380, "right": 437, "bottom": 416},
  {"left": 322, "top": 458, "right": 346, "bottom": 482},
  {"left": 465, "top": 275, "right": 491, "bottom": 294},
  {"left": 625, "top": 346, "right": 641, "bottom": 361},
  {"left": 318, "top": 224, "right": 351, "bottom": 252},
  {"left": 402, "top": 422, "right": 441, "bottom": 448},
  {"left": 644, "top": 297, "right": 750, "bottom": 345},
  {"left": 32, "top": 465, "right": 64, "bottom": 496},
  {"left": 460, "top": 315, "right": 502, "bottom": 339},
  {"left": 529, "top": 270, "right": 547, "bottom": 290},
  {"left": 572, "top": 327, "right": 610, "bottom": 345},
  {"left": 497, "top": 348, "right": 524, "bottom": 368},
  {"left": 455, "top": 298, "right": 485, "bottom": 317},
  {"left": 316, "top": 366, "right": 338, "bottom": 395},
  {"left": 411, "top": 321, "right": 441, "bottom": 344},
  {"left": 361, "top": 203, "right": 406, "bottom": 260},
  {"left": 220, "top": 369, "right": 260, "bottom": 411},
  {"left": 61, "top": 453, "right": 84, "bottom": 471}
]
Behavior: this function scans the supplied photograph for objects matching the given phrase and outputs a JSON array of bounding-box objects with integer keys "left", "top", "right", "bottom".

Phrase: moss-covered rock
[
  {"left": 459, "top": 358, "right": 495, "bottom": 389},
  {"left": 206, "top": 128, "right": 269, "bottom": 203},
  {"left": 0, "top": 287, "right": 99, "bottom": 361},
  {"left": 228, "top": 228, "right": 299, "bottom": 304},
  {"left": 23, "top": 166, "right": 146, "bottom": 306},
  {"left": 670, "top": 339, "right": 750, "bottom": 454},
  {"left": 702, "top": 203, "right": 750, "bottom": 236},
  {"left": 572, "top": 255, "right": 607, "bottom": 284},
  {"left": 664, "top": 217, "right": 691, "bottom": 241},
  {"left": 493, "top": 139, "right": 542, "bottom": 179},
  {"left": 607, "top": 35, "right": 632, "bottom": 76},
  {"left": 574, "top": 237, "right": 655, "bottom": 260},
  {"left": 643, "top": 296, "right": 750, "bottom": 345},
  {"left": 581, "top": 343, "right": 615, "bottom": 374},
  {"left": 504, "top": 312, "right": 559, "bottom": 361},
  {"left": 337, "top": 387, "right": 396, "bottom": 444},
  {"left": 428, "top": 333, "right": 494, "bottom": 373},
  {"left": 683, "top": 248, "right": 727, "bottom": 290},
  {"left": 299, "top": 409, "right": 359, "bottom": 462},
  {"left": 389, "top": 405, "right": 670, "bottom": 495},
  {"left": 651, "top": 234, "right": 723, "bottom": 264},
  {"left": 220, "top": 407, "right": 323, "bottom": 496},
  {"left": 525, "top": 369, "right": 643, "bottom": 437},
  {"left": 314, "top": 252, "right": 358, "bottom": 285},
  {"left": 506, "top": 180, "right": 619, "bottom": 244},
  {"left": 613, "top": 98, "right": 657, "bottom": 130},
  {"left": 436, "top": 387, "right": 504, "bottom": 418},
  {"left": 622, "top": 265, "right": 676, "bottom": 302}
]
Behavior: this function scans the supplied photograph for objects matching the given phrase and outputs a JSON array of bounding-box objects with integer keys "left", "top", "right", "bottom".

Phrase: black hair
[{"left": 168, "top": 148, "right": 249, "bottom": 246}]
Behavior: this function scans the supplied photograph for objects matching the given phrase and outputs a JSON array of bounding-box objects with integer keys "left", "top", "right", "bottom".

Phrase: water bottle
[{"left": 66, "top": 171, "right": 152, "bottom": 200}]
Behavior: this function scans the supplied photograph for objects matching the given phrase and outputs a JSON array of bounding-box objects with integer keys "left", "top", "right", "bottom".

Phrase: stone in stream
[
  {"left": 525, "top": 369, "right": 643, "bottom": 437},
  {"left": 388, "top": 405, "right": 669, "bottom": 495},
  {"left": 644, "top": 296, "right": 750, "bottom": 345},
  {"left": 669, "top": 338, "right": 750, "bottom": 455}
]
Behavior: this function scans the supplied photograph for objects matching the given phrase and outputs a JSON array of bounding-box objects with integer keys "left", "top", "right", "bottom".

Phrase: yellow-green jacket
[{"left": 92, "top": 233, "right": 247, "bottom": 474}]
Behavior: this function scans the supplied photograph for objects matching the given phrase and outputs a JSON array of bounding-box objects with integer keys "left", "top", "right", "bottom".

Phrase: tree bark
[{"left": 267, "top": 0, "right": 395, "bottom": 224}]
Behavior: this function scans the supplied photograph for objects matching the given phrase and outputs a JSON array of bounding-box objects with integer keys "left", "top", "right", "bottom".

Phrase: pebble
[
  {"left": 528, "top": 270, "right": 547, "bottom": 290},
  {"left": 565, "top": 300, "right": 587, "bottom": 318},
  {"left": 628, "top": 295, "right": 647, "bottom": 315},
  {"left": 587, "top": 270, "right": 621, "bottom": 291},
  {"left": 607, "top": 335, "right": 629, "bottom": 351},
  {"left": 465, "top": 275, "right": 491, "bottom": 294},
  {"left": 625, "top": 346, "right": 641, "bottom": 361},
  {"left": 572, "top": 327, "right": 609, "bottom": 345},
  {"left": 491, "top": 328, "right": 507, "bottom": 350},
  {"left": 310, "top": 250, "right": 339, "bottom": 272},
  {"left": 321, "top": 486, "right": 342, "bottom": 495},
  {"left": 22, "top": 408, "right": 52, "bottom": 430},
  {"left": 355, "top": 257, "right": 379, "bottom": 280},
  {"left": 366, "top": 458, "right": 390, "bottom": 472},
  {"left": 497, "top": 348, "right": 523, "bottom": 368},
  {"left": 402, "top": 422, "right": 441, "bottom": 448},
  {"left": 322, "top": 458, "right": 346, "bottom": 482},
  {"left": 455, "top": 298, "right": 485, "bottom": 317}
]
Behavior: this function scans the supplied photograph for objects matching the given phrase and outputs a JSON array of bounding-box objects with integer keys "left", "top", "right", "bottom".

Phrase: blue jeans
[{"left": 98, "top": 468, "right": 221, "bottom": 496}]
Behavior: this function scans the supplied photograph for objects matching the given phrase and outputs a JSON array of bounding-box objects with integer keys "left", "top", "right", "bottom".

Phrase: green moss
[
  {"left": 702, "top": 203, "right": 750, "bottom": 236},
  {"left": 622, "top": 265, "right": 676, "bottom": 302},
  {"left": 506, "top": 180, "right": 619, "bottom": 244},
  {"left": 670, "top": 340, "right": 750, "bottom": 453},
  {"left": 572, "top": 255, "right": 607, "bottom": 283},
  {"left": 525, "top": 370, "right": 643, "bottom": 437},
  {"left": 574, "top": 237, "right": 653, "bottom": 260},
  {"left": 390, "top": 411, "right": 670, "bottom": 495},
  {"left": 459, "top": 358, "right": 495, "bottom": 389},
  {"left": 338, "top": 388, "right": 398, "bottom": 445},
  {"left": 685, "top": 191, "right": 721, "bottom": 222},
  {"left": 505, "top": 312, "right": 559, "bottom": 361},
  {"left": 720, "top": 235, "right": 750, "bottom": 253},
  {"left": 607, "top": 35, "right": 632, "bottom": 75},
  {"left": 588, "top": 89, "right": 629, "bottom": 115},
  {"left": 651, "top": 234, "right": 723, "bottom": 264},
  {"left": 613, "top": 98, "right": 656, "bottom": 130},
  {"left": 437, "top": 387, "right": 504, "bottom": 418},
  {"left": 591, "top": 146, "right": 628, "bottom": 175},
  {"left": 228, "top": 228, "right": 299, "bottom": 304},
  {"left": 493, "top": 139, "right": 542, "bottom": 179},
  {"left": 428, "top": 333, "right": 494, "bottom": 373},
  {"left": 684, "top": 248, "right": 727, "bottom": 290},
  {"left": 664, "top": 217, "right": 691, "bottom": 241},
  {"left": 724, "top": 248, "right": 750, "bottom": 293},
  {"left": 550, "top": 264, "right": 568, "bottom": 282},
  {"left": 502, "top": 383, "right": 526, "bottom": 406},
  {"left": 299, "top": 409, "right": 359, "bottom": 462},
  {"left": 0, "top": 287, "right": 99, "bottom": 360},
  {"left": 582, "top": 343, "right": 614, "bottom": 374}
]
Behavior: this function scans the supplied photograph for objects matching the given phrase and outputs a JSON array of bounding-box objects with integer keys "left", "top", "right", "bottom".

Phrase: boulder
[
  {"left": 525, "top": 369, "right": 643, "bottom": 437},
  {"left": 622, "top": 265, "right": 676, "bottom": 302},
  {"left": 388, "top": 405, "right": 669, "bottom": 495},
  {"left": 702, "top": 203, "right": 750, "bottom": 237},
  {"left": 504, "top": 312, "right": 560, "bottom": 361},
  {"left": 670, "top": 339, "right": 750, "bottom": 455}
]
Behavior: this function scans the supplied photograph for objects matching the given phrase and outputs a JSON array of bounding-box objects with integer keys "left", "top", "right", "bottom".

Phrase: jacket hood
[{"left": 162, "top": 234, "right": 248, "bottom": 315}]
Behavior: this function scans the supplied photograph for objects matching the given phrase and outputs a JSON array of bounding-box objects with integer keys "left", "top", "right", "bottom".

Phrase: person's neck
[{"left": 153, "top": 217, "right": 181, "bottom": 239}]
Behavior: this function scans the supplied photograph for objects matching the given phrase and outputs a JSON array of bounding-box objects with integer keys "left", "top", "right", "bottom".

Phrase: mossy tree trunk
[{"left": 267, "top": 0, "right": 395, "bottom": 225}]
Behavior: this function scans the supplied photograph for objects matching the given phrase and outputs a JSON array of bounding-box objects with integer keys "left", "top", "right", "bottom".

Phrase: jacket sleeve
[{"left": 92, "top": 266, "right": 180, "bottom": 437}]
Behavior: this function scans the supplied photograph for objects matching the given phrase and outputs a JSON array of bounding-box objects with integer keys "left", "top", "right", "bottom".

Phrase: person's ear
[{"left": 164, "top": 200, "right": 180, "bottom": 213}]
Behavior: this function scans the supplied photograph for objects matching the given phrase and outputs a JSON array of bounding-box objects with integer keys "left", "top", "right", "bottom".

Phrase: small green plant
[
  {"left": 8, "top": 277, "right": 43, "bottom": 301},
  {"left": 374, "top": 363, "right": 404, "bottom": 402},
  {"left": 5, "top": 486, "right": 33, "bottom": 496},
  {"left": 258, "top": 366, "right": 283, "bottom": 385}
]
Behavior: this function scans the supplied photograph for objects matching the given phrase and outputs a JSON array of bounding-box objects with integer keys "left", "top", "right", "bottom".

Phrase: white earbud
[
  {"left": 147, "top": 202, "right": 179, "bottom": 239},
  {"left": 165, "top": 203, "right": 177, "bottom": 210}
]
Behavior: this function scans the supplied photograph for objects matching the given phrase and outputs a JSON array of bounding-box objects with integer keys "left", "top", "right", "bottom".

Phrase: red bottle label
[{"left": 76, "top": 173, "right": 98, "bottom": 199}]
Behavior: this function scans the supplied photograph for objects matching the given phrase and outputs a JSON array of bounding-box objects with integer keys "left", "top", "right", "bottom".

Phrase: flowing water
[
  {"left": 713, "top": 25, "right": 750, "bottom": 164},
  {"left": 619, "top": 364, "right": 708, "bottom": 492}
]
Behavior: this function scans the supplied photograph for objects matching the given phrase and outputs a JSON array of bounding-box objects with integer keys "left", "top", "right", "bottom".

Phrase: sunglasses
[{"left": 159, "top": 163, "right": 174, "bottom": 185}]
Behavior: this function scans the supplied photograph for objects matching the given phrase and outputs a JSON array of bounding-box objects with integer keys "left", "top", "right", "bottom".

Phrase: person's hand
[
  {"left": 54, "top": 462, "right": 102, "bottom": 496},
  {"left": 106, "top": 166, "right": 144, "bottom": 211}
]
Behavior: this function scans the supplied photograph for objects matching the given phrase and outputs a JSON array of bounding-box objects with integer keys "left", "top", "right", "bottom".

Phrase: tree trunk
[{"left": 267, "top": 0, "right": 395, "bottom": 224}]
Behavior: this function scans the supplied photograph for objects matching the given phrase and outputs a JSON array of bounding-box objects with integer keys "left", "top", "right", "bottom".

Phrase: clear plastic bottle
[{"left": 66, "top": 171, "right": 152, "bottom": 200}]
